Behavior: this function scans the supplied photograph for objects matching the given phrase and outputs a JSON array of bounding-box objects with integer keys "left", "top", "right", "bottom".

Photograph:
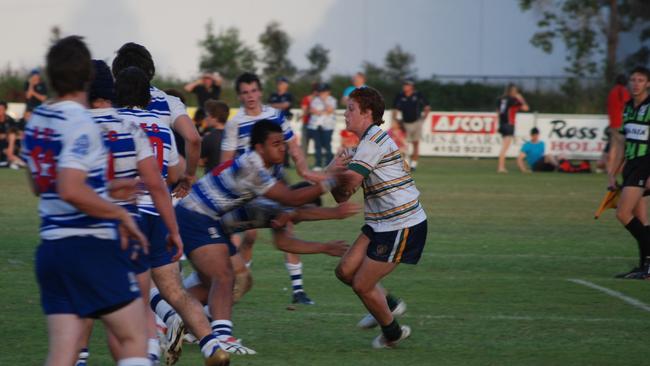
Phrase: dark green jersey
[{"left": 621, "top": 96, "right": 650, "bottom": 161}]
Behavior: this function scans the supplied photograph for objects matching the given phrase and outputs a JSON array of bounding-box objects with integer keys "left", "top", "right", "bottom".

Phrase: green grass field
[{"left": 2, "top": 157, "right": 649, "bottom": 365}]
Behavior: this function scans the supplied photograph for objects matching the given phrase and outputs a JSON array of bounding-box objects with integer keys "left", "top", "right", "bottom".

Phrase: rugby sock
[
  {"left": 211, "top": 319, "right": 233, "bottom": 338},
  {"left": 183, "top": 271, "right": 201, "bottom": 288},
  {"left": 116, "top": 358, "right": 150, "bottom": 366},
  {"left": 150, "top": 290, "right": 177, "bottom": 325},
  {"left": 75, "top": 348, "right": 89, "bottom": 366},
  {"left": 147, "top": 338, "right": 160, "bottom": 361},
  {"left": 245, "top": 260, "right": 253, "bottom": 269},
  {"left": 411, "top": 160, "right": 418, "bottom": 169},
  {"left": 624, "top": 218, "right": 649, "bottom": 267},
  {"left": 199, "top": 334, "right": 220, "bottom": 358},
  {"left": 381, "top": 319, "right": 403, "bottom": 342},
  {"left": 285, "top": 262, "right": 304, "bottom": 294},
  {"left": 386, "top": 294, "right": 400, "bottom": 311}
]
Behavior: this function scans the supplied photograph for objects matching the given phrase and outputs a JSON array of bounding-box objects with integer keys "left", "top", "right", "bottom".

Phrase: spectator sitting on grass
[{"left": 517, "top": 127, "right": 557, "bottom": 173}]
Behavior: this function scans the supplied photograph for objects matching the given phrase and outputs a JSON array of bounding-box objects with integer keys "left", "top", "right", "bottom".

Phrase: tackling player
[
  {"left": 175, "top": 120, "right": 341, "bottom": 354},
  {"left": 333, "top": 87, "right": 428, "bottom": 349},
  {"left": 22, "top": 36, "right": 150, "bottom": 366}
]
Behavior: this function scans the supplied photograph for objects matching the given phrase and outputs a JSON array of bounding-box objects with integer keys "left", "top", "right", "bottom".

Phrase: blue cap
[
  {"left": 277, "top": 76, "right": 289, "bottom": 83},
  {"left": 30, "top": 68, "right": 40, "bottom": 75}
]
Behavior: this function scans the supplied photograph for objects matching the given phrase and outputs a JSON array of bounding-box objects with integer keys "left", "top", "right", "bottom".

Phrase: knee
[
  {"left": 616, "top": 209, "right": 631, "bottom": 224},
  {"left": 351, "top": 277, "right": 373, "bottom": 295},
  {"left": 335, "top": 264, "right": 353, "bottom": 286}
]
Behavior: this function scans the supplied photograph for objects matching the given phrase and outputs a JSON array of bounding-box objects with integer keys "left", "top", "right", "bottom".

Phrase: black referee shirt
[{"left": 393, "top": 91, "right": 429, "bottom": 123}]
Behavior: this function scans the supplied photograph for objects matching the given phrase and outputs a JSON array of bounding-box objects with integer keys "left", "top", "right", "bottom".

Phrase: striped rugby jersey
[
  {"left": 117, "top": 108, "right": 179, "bottom": 216},
  {"left": 348, "top": 125, "right": 426, "bottom": 232},
  {"left": 621, "top": 96, "right": 650, "bottom": 161},
  {"left": 222, "top": 105, "right": 295, "bottom": 157},
  {"left": 91, "top": 108, "right": 153, "bottom": 216},
  {"left": 178, "top": 151, "right": 279, "bottom": 219},
  {"left": 147, "top": 86, "right": 188, "bottom": 129},
  {"left": 21, "top": 101, "right": 117, "bottom": 240}
]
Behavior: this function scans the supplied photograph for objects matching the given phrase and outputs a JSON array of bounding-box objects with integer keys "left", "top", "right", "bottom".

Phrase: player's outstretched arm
[
  {"left": 288, "top": 137, "right": 325, "bottom": 182},
  {"left": 291, "top": 202, "right": 361, "bottom": 223},
  {"left": 264, "top": 178, "right": 336, "bottom": 207},
  {"left": 138, "top": 157, "right": 183, "bottom": 261},
  {"left": 272, "top": 229, "right": 349, "bottom": 257}
]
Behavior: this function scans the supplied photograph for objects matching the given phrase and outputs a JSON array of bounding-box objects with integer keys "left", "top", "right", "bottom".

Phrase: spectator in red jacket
[{"left": 605, "top": 74, "right": 631, "bottom": 172}]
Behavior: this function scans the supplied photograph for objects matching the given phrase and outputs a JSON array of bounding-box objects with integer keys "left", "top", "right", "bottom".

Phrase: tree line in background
[{"left": 2, "top": 1, "right": 649, "bottom": 115}]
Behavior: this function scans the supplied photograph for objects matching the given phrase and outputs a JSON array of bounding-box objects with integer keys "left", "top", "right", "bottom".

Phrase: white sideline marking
[
  {"left": 240, "top": 309, "right": 638, "bottom": 323},
  {"left": 568, "top": 278, "right": 650, "bottom": 313}
]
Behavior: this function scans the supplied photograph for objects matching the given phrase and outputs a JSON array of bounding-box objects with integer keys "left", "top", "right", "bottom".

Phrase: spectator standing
[
  {"left": 24, "top": 69, "right": 48, "bottom": 110},
  {"left": 200, "top": 99, "right": 229, "bottom": 173},
  {"left": 308, "top": 83, "right": 337, "bottom": 170},
  {"left": 340, "top": 72, "right": 366, "bottom": 106},
  {"left": 0, "top": 101, "right": 16, "bottom": 167},
  {"left": 300, "top": 83, "right": 319, "bottom": 155},
  {"left": 392, "top": 79, "right": 430, "bottom": 171},
  {"left": 268, "top": 76, "right": 294, "bottom": 119},
  {"left": 184, "top": 72, "right": 222, "bottom": 115},
  {"left": 517, "top": 127, "right": 557, "bottom": 173},
  {"left": 496, "top": 84, "right": 529, "bottom": 173}
]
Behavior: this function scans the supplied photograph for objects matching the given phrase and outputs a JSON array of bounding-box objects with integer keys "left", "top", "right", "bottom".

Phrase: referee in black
[{"left": 392, "top": 79, "right": 430, "bottom": 171}]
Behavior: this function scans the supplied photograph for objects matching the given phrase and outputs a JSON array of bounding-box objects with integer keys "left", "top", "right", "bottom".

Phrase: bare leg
[
  {"left": 45, "top": 314, "right": 85, "bottom": 366},
  {"left": 498, "top": 136, "right": 512, "bottom": 172},
  {"left": 335, "top": 233, "right": 371, "bottom": 285},
  {"left": 100, "top": 298, "right": 148, "bottom": 360},
  {"left": 152, "top": 263, "right": 212, "bottom": 339},
  {"left": 189, "top": 245, "right": 234, "bottom": 322},
  {"left": 411, "top": 140, "right": 420, "bottom": 165},
  {"left": 616, "top": 187, "right": 645, "bottom": 225},
  {"left": 238, "top": 229, "right": 257, "bottom": 264},
  {"left": 351, "top": 258, "right": 398, "bottom": 326}
]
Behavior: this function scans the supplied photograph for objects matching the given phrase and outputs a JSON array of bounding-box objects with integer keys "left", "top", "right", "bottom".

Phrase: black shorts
[
  {"left": 498, "top": 123, "right": 515, "bottom": 137},
  {"left": 532, "top": 158, "right": 555, "bottom": 172},
  {"left": 623, "top": 156, "right": 650, "bottom": 188},
  {"left": 362, "top": 220, "right": 427, "bottom": 265}
]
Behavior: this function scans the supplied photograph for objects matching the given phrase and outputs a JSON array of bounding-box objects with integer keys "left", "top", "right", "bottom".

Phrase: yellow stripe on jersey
[
  {"left": 365, "top": 199, "right": 420, "bottom": 220},
  {"left": 364, "top": 175, "right": 414, "bottom": 196},
  {"left": 369, "top": 130, "right": 388, "bottom": 143},
  {"left": 394, "top": 227, "right": 410, "bottom": 263}
]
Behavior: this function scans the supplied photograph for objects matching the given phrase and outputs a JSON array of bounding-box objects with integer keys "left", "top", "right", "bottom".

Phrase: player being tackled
[{"left": 332, "top": 86, "right": 428, "bottom": 349}]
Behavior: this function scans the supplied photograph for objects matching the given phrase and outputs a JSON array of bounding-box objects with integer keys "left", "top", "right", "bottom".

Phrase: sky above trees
[{"left": 0, "top": 0, "right": 582, "bottom": 79}]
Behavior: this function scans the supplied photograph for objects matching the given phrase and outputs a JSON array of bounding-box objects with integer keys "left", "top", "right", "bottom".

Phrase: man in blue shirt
[
  {"left": 340, "top": 72, "right": 366, "bottom": 106},
  {"left": 517, "top": 127, "right": 557, "bottom": 172}
]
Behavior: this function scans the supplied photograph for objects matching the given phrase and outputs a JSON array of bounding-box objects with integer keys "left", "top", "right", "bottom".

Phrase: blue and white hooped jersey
[
  {"left": 21, "top": 101, "right": 117, "bottom": 241},
  {"left": 222, "top": 105, "right": 295, "bottom": 157},
  {"left": 178, "top": 151, "right": 278, "bottom": 218},
  {"left": 117, "top": 108, "right": 179, "bottom": 216},
  {"left": 91, "top": 108, "right": 153, "bottom": 216},
  {"left": 147, "top": 86, "right": 188, "bottom": 129}
]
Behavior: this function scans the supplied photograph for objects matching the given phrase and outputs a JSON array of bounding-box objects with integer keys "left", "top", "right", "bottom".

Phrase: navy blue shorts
[
  {"left": 125, "top": 238, "right": 150, "bottom": 274},
  {"left": 176, "top": 205, "right": 236, "bottom": 257},
  {"left": 138, "top": 213, "right": 177, "bottom": 268},
  {"left": 35, "top": 236, "right": 141, "bottom": 317},
  {"left": 362, "top": 219, "right": 428, "bottom": 265}
]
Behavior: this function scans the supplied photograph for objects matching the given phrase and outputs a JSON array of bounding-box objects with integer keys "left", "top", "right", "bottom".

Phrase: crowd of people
[{"left": 20, "top": 36, "right": 428, "bottom": 366}]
